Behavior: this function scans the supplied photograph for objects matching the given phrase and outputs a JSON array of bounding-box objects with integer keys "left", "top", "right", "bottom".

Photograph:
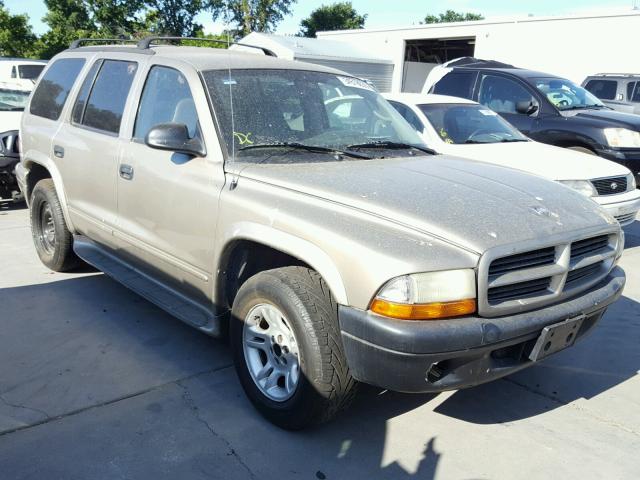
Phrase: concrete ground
[{"left": 0, "top": 201, "right": 639, "bottom": 480}]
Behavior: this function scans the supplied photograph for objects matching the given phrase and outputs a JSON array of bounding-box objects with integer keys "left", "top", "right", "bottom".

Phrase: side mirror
[
  {"left": 145, "top": 123, "right": 206, "bottom": 157},
  {"left": 515, "top": 101, "right": 539, "bottom": 115}
]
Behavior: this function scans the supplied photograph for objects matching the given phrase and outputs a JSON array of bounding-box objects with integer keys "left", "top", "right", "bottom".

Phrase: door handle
[
  {"left": 53, "top": 145, "right": 64, "bottom": 158},
  {"left": 119, "top": 164, "right": 134, "bottom": 180}
]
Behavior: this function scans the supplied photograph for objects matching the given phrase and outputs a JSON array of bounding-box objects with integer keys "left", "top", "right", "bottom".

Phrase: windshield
[
  {"left": 534, "top": 77, "right": 605, "bottom": 111},
  {"left": 0, "top": 88, "right": 30, "bottom": 111},
  {"left": 203, "top": 69, "right": 427, "bottom": 162},
  {"left": 419, "top": 103, "right": 528, "bottom": 144},
  {"left": 18, "top": 64, "right": 45, "bottom": 80}
]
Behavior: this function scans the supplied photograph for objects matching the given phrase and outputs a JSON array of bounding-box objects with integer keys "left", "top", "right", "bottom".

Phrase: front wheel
[
  {"left": 30, "top": 179, "right": 80, "bottom": 272},
  {"left": 230, "top": 267, "right": 357, "bottom": 430}
]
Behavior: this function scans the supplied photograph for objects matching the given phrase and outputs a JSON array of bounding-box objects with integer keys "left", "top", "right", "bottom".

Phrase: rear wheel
[
  {"left": 30, "top": 179, "right": 80, "bottom": 271},
  {"left": 230, "top": 266, "right": 357, "bottom": 430}
]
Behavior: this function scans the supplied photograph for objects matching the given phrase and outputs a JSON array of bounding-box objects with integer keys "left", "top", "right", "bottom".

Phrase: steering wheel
[{"left": 467, "top": 128, "right": 497, "bottom": 140}]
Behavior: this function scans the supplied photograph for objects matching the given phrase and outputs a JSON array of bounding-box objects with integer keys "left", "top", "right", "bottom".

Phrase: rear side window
[
  {"left": 627, "top": 82, "right": 640, "bottom": 102},
  {"left": 388, "top": 101, "right": 424, "bottom": 132},
  {"left": 134, "top": 66, "right": 198, "bottom": 139},
  {"left": 30, "top": 58, "right": 85, "bottom": 120},
  {"left": 79, "top": 60, "right": 138, "bottom": 134},
  {"left": 584, "top": 79, "right": 617, "bottom": 100},
  {"left": 432, "top": 71, "right": 477, "bottom": 99},
  {"left": 71, "top": 61, "right": 101, "bottom": 124}
]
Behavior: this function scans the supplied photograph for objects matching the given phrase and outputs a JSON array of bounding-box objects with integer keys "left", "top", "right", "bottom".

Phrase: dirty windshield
[{"left": 203, "top": 68, "right": 429, "bottom": 163}]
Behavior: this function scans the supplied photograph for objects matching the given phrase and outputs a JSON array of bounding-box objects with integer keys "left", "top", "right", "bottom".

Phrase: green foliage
[
  {"left": 207, "top": 0, "right": 296, "bottom": 37},
  {"left": 0, "top": 1, "right": 38, "bottom": 57},
  {"left": 143, "top": 0, "right": 204, "bottom": 36},
  {"left": 299, "top": 2, "right": 366, "bottom": 38},
  {"left": 423, "top": 10, "right": 484, "bottom": 24}
]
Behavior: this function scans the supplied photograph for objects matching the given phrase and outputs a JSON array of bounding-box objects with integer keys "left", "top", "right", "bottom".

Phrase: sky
[{"left": 4, "top": 0, "right": 636, "bottom": 36}]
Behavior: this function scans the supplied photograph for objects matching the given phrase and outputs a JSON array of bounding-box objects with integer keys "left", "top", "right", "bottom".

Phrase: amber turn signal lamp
[{"left": 370, "top": 298, "right": 476, "bottom": 320}]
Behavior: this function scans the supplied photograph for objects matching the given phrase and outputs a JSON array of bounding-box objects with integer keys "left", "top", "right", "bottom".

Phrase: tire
[
  {"left": 230, "top": 266, "right": 357, "bottom": 430},
  {"left": 567, "top": 146, "right": 596, "bottom": 155},
  {"left": 30, "top": 179, "right": 80, "bottom": 272}
]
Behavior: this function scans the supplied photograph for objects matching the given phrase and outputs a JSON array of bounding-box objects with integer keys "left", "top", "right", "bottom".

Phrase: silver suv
[
  {"left": 17, "top": 38, "right": 626, "bottom": 429},
  {"left": 583, "top": 73, "right": 640, "bottom": 114}
]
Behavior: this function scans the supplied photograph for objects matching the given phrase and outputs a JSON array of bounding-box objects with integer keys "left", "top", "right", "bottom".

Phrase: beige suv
[{"left": 17, "top": 38, "right": 626, "bottom": 429}]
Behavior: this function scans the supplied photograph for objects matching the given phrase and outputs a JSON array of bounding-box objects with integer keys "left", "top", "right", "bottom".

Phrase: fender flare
[
  {"left": 219, "top": 221, "right": 349, "bottom": 305},
  {"left": 22, "top": 151, "right": 76, "bottom": 233}
]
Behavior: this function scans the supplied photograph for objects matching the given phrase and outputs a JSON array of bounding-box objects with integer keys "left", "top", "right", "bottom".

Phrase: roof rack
[
  {"left": 136, "top": 36, "right": 277, "bottom": 57},
  {"left": 592, "top": 73, "right": 640, "bottom": 77},
  {"left": 69, "top": 38, "right": 137, "bottom": 49}
]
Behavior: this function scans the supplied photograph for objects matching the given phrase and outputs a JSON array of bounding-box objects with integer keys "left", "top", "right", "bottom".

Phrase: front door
[
  {"left": 476, "top": 73, "right": 539, "bottom": 135},
  {"left": 115, "top": 64, "right": 225, "bottom": 305}
]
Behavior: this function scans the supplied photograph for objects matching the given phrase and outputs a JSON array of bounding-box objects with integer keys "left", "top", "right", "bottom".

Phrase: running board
[{"left": 73, "top": 235, "right": 223, "bottom": 337}]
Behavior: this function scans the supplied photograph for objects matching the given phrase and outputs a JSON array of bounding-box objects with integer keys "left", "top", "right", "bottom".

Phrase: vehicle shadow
[
  {"left": 623, "top": 219, "right": 640, "bottom": 248},
  {"left": 1, "top": 273, "right": 638, "bottom": 478},
  {"left": 0, "top": 200, "right": 26, "bottom": 212}
]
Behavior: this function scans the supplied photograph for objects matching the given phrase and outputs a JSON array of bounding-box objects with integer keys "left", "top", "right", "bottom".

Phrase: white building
[{"left": 315, "top": 10, "right": 640, "bottom": 93}]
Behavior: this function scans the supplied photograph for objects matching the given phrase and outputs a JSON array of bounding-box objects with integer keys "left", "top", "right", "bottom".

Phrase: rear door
[
  {"left": 53, "top": 56, "right": 141, "bottom": 246},
  {"left": 115, "top": 62, "right": 225, "bottom": 305},
  {"left": 476, "top": 73, "right": 539, "bottom": 135}
]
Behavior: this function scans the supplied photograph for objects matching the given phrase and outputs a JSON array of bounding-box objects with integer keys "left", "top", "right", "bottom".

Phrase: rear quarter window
[
  {"left": 432, "top": 71, "right": 477, "bottom": 99},
  {"left": 30, "top": 58, "right": 86, "bottom": 120}
]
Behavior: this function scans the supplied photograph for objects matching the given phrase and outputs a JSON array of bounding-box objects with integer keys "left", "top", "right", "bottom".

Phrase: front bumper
[
  {"left": 339, "top": 267, "right": 625, "bottom": 393},
  {"left": 597, "top": 147, "right": 640, "bottom": 184},
  {"left": 595, "top": 190, "right": 640, "bottom": 226}
]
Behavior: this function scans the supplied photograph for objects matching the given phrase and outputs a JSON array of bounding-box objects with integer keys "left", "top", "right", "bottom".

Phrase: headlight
[
  {"left": 558, "top": 179, "right": 597, "bottom": 197},
  {"left": 604, "top": 128, "right": 640, "bottom": 148},
  {"left": 370, "top": 269, "right": 476, "bottom": 320},
  {"left": 627, "top": 173, "right": 637, "bottom": 191}
]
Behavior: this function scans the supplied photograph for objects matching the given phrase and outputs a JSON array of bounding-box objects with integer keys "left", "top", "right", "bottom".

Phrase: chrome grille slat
[
  {"left": 488, "top": 246, "right": 555, "bottom": 276},
  {"left": 566, "top": 262, "right": 603, "bottom": 285},
  {"left": 591, "top": 176, "right": 627, "bottom": 196},
  {"left": 570, "top": 235, "right": 609, "bottom": 259},
  {"left": 488, "top": 277, "right": 551, "bottom": 303}
]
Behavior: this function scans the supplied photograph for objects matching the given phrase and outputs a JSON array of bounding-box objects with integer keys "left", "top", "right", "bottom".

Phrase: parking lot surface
[{"left": 1, "top": 202, "right": 639, "bottom": 479}]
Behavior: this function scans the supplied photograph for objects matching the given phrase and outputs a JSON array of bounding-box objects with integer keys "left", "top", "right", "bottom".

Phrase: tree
[
  {"left": 35, "top": 0, "right": 97, "bottom": 59},
  {"left": 423, "top": 10, "right": 483, "bottom": 24},
  {"left": 0, "top": 1, "right": 37, "bottom": 57},
  {"left": 144, "top": 0, "right": 204, "bottom": 36},
  {"left": 299, "top": 2, "right": 366, "bottom": 38},
  {"left": 86, "top": 0, "right": 146, "bottom": 36},
  {"left": 207, "top": 0, "right": 296, "bottom": 37}
]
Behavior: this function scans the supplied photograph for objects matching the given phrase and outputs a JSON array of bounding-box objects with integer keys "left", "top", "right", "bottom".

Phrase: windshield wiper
[
  {"left": 561, "top": 104, "right": 606, "bottom": 111},
  {"left": 499, "top": 138, "right": 529, "bottom": 142},
  {"left": 238, "top": 142, "right": 372, "bottom": 159},
  {"left": 347, "top": 141, "right": 436, "bottom": 155}
]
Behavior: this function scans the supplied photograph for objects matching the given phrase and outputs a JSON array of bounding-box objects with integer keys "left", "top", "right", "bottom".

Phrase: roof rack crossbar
[
  {"left": 69, "top": 38, "right": 137, "bottom": 49},
  {"left": 136, "top": 36, "right": 277, "bottom": 57}
]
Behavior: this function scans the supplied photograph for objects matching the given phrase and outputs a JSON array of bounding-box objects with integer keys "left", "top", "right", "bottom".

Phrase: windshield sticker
[
  {"left": 223, "top": 78, "right": 237, "bottom": 85},
  {"left": 233, "top": 132, "right": 253, "bottom": 145},
  {"left": 337, "top": 76, "right": 375, "bottom": 92},
  {"left": 479, "top": 109, "right": 497, "bottom": 116}
]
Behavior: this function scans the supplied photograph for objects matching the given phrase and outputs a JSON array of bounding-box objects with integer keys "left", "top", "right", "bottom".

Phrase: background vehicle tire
[
  {"left": 567, "top": 146, "right": 596, "bottom": 155},
  {"left": 30, "top": 179, "right": 81, "bottom": 272},
  {"left": 230, "top": 266, "right": 357, "bottom": 430}
]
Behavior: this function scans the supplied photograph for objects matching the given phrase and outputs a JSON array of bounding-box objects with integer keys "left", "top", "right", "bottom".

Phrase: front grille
[
  {"left": 615, "top": 212, "right": 637, "bottom": 225},
  {"left": 481, "top": 231, "right": 617, "bottom": 316},
  {"left": 570, "top": 235, "right": 609, "bottom": 260},
  {"left": 488, "top": 277, "right": 552, "bottom": 304},
  {"left": 591, "top": 176, "right": 627, "bottom": 196},
  {"left": 566, "top": 262, "right": 603, "bottom": 286},
  {"left": 488, "top": 246, "right": 555, "bottom": 276}
]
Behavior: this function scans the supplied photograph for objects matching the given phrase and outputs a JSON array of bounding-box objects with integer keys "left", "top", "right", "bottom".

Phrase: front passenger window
[
  {"left": 478, "top": 75, "right": 536, "bottom": 114},
  {"left": 134, "top": 66, "right": 199, "bottom": 140}
]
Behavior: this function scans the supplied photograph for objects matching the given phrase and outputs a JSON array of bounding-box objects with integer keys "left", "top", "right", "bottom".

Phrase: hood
[
  {"left": 564, "top": 108, "right": 640, "bottom": 130},
  {"left": 233, "top": 155, "right": 615, "bottom": 254},
  {"left": 435, "top": 141, "right": 631, "bottom": 181},
  {"left": 0, "top": 111, "right": 22, "bottom": 133}
]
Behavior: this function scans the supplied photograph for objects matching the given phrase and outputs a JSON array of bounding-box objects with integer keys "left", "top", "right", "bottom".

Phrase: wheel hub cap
[
  {"left": 243, "top": 304, "right": 300, "bottom": 402},
  {"left": 39, "top": 202, "right": 56, "bottom": 254}
]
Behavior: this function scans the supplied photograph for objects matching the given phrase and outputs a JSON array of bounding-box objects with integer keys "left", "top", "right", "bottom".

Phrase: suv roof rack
[
  {"left": 69, "top": 38, "right": 137, "bottom": 49},
  {"left": 592, "top": 73, "right": 640, "bottom": 77},
  {"left": 136, "top": 36, "right": 277, "bottom": 57}
]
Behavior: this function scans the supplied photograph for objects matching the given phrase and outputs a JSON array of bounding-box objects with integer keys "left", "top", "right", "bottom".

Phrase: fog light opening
[{"left": 426, "top": 362, "right": 444, "bottom": 384}]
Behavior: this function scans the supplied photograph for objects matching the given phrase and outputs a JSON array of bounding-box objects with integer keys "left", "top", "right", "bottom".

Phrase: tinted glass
[
  {"left": 627, "top": 82, "right": 635, "bottom": 101},
  {"left": 134, "top": 66, "right": 198, "bottom": 139},
  {"left": 628, "top": 82, "right": 640, "bottom": 103},
  {"left": 533, "top": 77, "right": 604, "bottom": 111},
  {"left": 388, "top": 101, "right": 424, "bottom": 132},
  {"left": 18, "top": 64, "right": 45, "bottom": 80},
  {"left": 478, "top": 75, "right": 535, "bottom": 114},
  {"left": 82, "top": 60, "right": 137, "bottom": 134},
  {"left": 584, "top": 79, "right": 617, "bottom": 100},
  {"left": 203, "top": 69, "right": 425, "bottom": 163},
  {"left": 30, "top": 58, "right": 85, "bottom": 120},
  {"left": 419, "top": 103, "right": 527, "bottom": 144},
  {"left": 432, "top": 71, "right": 476, "bottom": 99},
  {"left": 71, "top": 61, "right": 101, "bottom": 124}
]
